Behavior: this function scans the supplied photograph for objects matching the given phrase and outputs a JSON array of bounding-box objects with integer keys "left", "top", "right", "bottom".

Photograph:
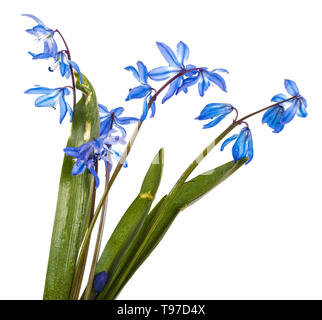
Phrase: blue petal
[
  {"left": 198, "top": 73, "right": 210, "bottom": 97},
  {"left": 270, "top": 107, "right": 284, "bottom": 133},
  {"left": 301, "top": 96, "right": 308, "bottom": 108},
  {"left": 88, "top": 165, "right": 100, "bottom": 188},
  {"left": 100, "top": 118, "right": 112, "bottom": 135},
  {"left": 284, "top": 79, "right": 299, "bottom": 96},
  {"left": 281, "top": 99, "right": 299, "bottom": 124},
  {"left": 72, "top": 159, "right": 86, "bottom": 175},
  {"left": 64, "top": 147, "right": 80, "bottom": 158},
  {"left": 148, "top": 66, "right": 179, "bottom": 81},
  {"left": 59, "top": 55, "right": 69, "bottom": 77},
  {"left": 22, "top": 14, "right": 47, "bottom": 27},
  {"left": 68, "top": 59, "right": 82, "bottom": 84},
  {"left": 137, "top": 61, "right": 148, "bottom": 84},
  {"left": 59, "top": 93, "right": 69, "bottom": 123},
  {"left": 162, "top": 78, "right": 180, "bottom": 104},
  {"left": 140, "top": 96, "right": 149, "bottom": 121},
  {"left": 98, "top": 103, "right": 109, "bottom": 114},
  {"left": 26, "top": 24, "right": 50, "bottom": 36},
  {"left": 205, "top": 71, "right": 227, "bottom": 92},
  {"left": 203, "top": 113, "right": 229, "bottom": 128},
  {"left": 156, "top": 42, "right": 180, "bottom": 68},
  {"left": 43, "top": 38, "right": 58, "bottom": 57},
  {"left": 232, "top": 128, "right": 248, "bottom": 162},
  {"left": 176, "top": 75, "right": 199, "bottom": 94},
  {"left": 25, "top": 86, "right": 55, "bottom": 94},
  {"left": 35, "top": 90, "right": 61, "bottom": 108},
  {"left": 114, "top": 122, "right": 127, "bottom": 138},
  {"left": 126, "top": 85, "right": 151, "bottom": 100},
  {"left": 297, "top": 99, "right": 308, "bottom": 118},
  {"left": 245, "top": 130, "right": 254, "bottom": 164},
  {"left": 100, "top": 121, "right": 112, "bottom": 137},
  {"left": 150, "top": 100, "right": 156, "bottom": 118},
  {"left": 220, "top": 134, "right": 238, "bottom": 151},
  {"left": 28, "top": 51, "right": 52, "bottom": 60},
  {"left": 110, "top": 107, "right": 124, "bottom": 117},
  {"left": 273, "top": 122, "right": 284, "bottom": 133},
  {"left": 177, "top": 41, "right": 189, "bottom": 66},
  {"left": 196, "top": 103, "right": 233, "bottom": 120},
  {"left": 212, "top": 68, "right": 229, "bottom": 74},
  {"left": 125, "top": 66, "right": 140, "bottom": 82},
  {"left": 262, "top": 107, "right": 277, "bottom": 124},
  {"left": 117, "top": 116, "right": 139, "bottom": 125},
  {"left": 271, "top": 93, "right": 288, "bottom": 103}
]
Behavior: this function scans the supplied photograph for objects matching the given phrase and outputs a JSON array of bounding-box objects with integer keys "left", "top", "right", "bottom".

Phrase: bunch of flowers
[{"left": 23, "top": 14, "right": 307, "bottom": 300}]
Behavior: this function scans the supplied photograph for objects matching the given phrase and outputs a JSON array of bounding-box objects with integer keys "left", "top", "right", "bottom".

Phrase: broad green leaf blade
[
  {"left": 100, "top": 158, "right": 247, "bottom": 299},
  {"left": 89, "top": 149, "right": 164, "bottom": 299},
  {"left": 43, "top": 73, "right": 100, "bottom": 300}
]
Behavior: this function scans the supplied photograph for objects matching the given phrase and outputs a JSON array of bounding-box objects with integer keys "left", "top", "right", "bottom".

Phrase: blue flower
[
  {"left": 125, "top": 61, "right": 155, "bottom": 121},
  {"left": 49, "top": 51, "right": 82, "bottom": 83},
  {"left": 177, "top": 68, "right": 228, "bottom": 97},
  {"left": 220, "top": 127, "right": 254, "bottom": 164},
  {"left": 148, "top": 41, "right": 197, "bottom": 103},
  {"left": 64, "top": 132, "right": 127, "bottom": 187},
  {"left": 93, "top": 271, "right": 108, "bottom": 293},
  {"left": 24, "top": 86, "right": 72, "bottom": 123},
  {"left": 22, "top": 14, "right": 58, "bottom": 59},
  {"left": 262, "top": 106, "right": 285, "bottom": 133},
  {"left": 64, "top": 139, "right": 101, "bottom": 186},
  {"left": 196, "top": 103, "right": 234, "bottom": 128},
  {"left": 271, "top": 79, "right": 307, "bottom": 124},
  {"left": 98, "top": 104, "right": 139, "bottom": 137}
]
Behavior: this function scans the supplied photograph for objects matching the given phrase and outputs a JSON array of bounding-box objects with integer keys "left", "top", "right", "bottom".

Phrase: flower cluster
[
  {"left": 262, "top": 79, "right": 307, "bottom": 133},
  {"left": 25, "top": 16, "right": 307, "bottom": 180},
  {"left": 64, "top": 103, "right": 140, "bottom": 186},
  {"left": 23, "top": 14, "right": 141, "bottom": 185},
  {"left": 64, "top": 130, "right": 127, "bottom": 188},
  {"left": 125, "top": 41, "right": 228, "bottom": 120},
  {"left": 23, "top": 14, "right": 81, "bottom": 123},
  {"left": 194, "top": 79, "right": 307, "bottom": 164}
]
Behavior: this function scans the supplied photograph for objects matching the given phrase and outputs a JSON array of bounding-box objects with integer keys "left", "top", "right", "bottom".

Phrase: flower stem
[{"left": 55, "top": 29, "right": 76, "bottom": 109}]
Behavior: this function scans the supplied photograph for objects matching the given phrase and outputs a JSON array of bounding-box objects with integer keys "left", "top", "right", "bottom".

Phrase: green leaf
[
  {"left": 100, "top": 158, "right": 247, "bottom": 299},
  {"left": 91, "top": 149, "right": 164, "bottom": 299},
  {"left": 43, "top": 73, "right": 100, "bottom": 300}
]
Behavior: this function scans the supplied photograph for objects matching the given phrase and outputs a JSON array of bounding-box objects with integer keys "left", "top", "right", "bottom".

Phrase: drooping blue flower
[
  {"left": 148, "top": 41, "right": 197, "bottom": 103},
  {"left": 221, "top": 127, "right": 254, "bottom": 164},
  {"left": 49, "top": 51, "right": 82, "bottom": 83},
  {"left": 22, "top": 14, "right": 58, "bottom": 59},
  {"left": 262, "top": 106, "right": 285, "bottom": 133},
  {"left": 196, "top": 103, "right": 234, "bottom": 128},
  {"left": 93, "top": 271, "right": 108, "bottom": 293},
  {"left": 24, "top": 86, "right": 72, "bottom": 123},
  {"left": 271, "top": 79, "right": 307, "bottom": 124},
  {"left": 64, "top": 131, "right": 127, "bottom": 187},
  {"left": 98, "top": 104, "right": 138, "bottom": 137},
  {"left": 177, "top": 68, "right": 228, "bottom": 97},
  {"left": 125, "top": 61, "right": 155, "bottom": 121}
]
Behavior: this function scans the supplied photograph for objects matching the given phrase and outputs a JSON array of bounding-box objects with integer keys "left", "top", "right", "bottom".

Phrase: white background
[{"left": 0, "top": 0, "right": 321, "bottom": 300}]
